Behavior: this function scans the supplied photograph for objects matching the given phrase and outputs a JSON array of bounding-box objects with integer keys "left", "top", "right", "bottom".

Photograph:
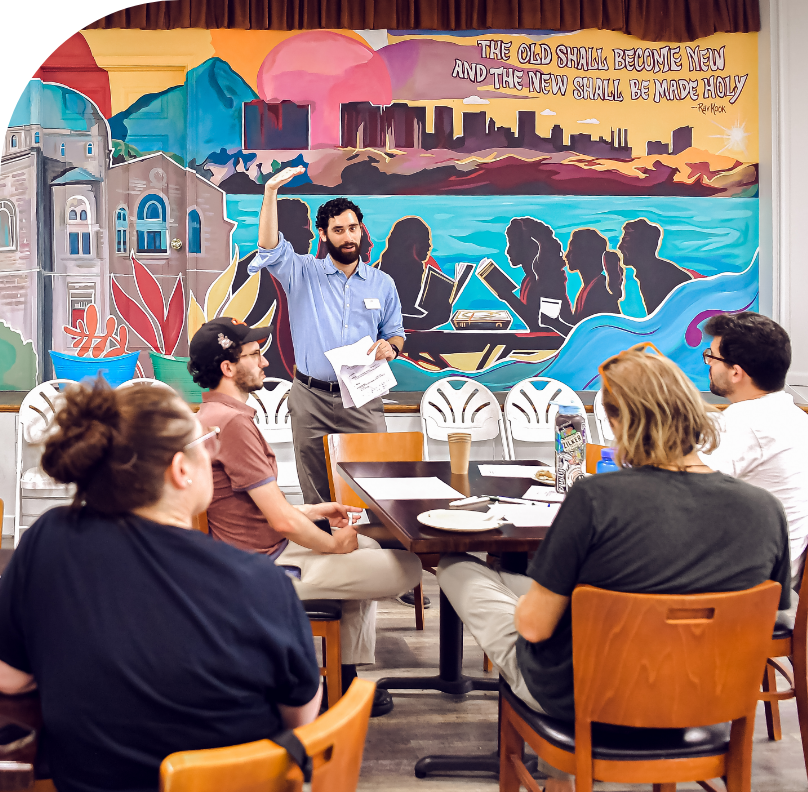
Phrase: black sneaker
[
  {"left": 371, "top": 688, "right": 394, "bottom": 717},
  {"left": 395, "top": 589, "right": 431, "bottom": 608}
]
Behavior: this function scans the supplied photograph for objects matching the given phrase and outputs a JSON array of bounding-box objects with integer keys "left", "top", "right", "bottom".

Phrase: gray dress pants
[{"left": 288, "top": 378, "right": 386, "bottom": 504}]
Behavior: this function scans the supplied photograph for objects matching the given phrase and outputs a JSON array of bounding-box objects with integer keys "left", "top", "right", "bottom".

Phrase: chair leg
[
  {"left": 414, "top": 582, "right": 425, "bottom": 631},
  {"left": 762, "top": 662, "right": 782, "bottom": 740},
  {"left": 483, "top": 653, "right": 493, "bottom": 672},
  {"left": 323, "top": 620, "right": 342, "bottom": 709},
  {"left": 499, "top": 700, "right": 527, "bottom": 792},
  {"left": 791, "top": 639, "right": 808, "bottom": 782},
  {"left": 653, "top": 785, "right": 676, "bottom": 792}
]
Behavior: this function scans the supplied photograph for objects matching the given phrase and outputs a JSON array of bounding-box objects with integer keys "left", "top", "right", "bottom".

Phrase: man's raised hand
[{"left": 264, "top": 166, "right": 306, "bottom": 193}]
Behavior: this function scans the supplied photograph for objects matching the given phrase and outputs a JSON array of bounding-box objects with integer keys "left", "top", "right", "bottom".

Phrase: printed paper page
[{"left": 354, "top": 477, "right": 465, "bottom": 500}]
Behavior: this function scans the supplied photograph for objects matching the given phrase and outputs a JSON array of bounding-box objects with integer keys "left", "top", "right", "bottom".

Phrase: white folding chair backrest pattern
[
  {"left": 248, "top": 378, "right": 293, "bottom": 443},
  {"left": 15, "top": 380, "right": 76, "bottom": 546},
  {"left": 118, "top": 378, "right": 174, "bottom": 391},
  {"left": 593, "top": 388, "right": 615, "bottom": 444},
  {"left": 420, "top": 376, "right": 507, "bottom": 459},
  {"left": 503, "top": 377, "right": 585, "bottom": 457}
]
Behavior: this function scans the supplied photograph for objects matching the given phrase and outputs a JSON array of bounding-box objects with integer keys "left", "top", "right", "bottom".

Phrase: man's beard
[
  {"left": 708, "top": 369, "right": 731, "bottom": 398},
  {"left": 325, "top": 237, "right": 359, "bottom": 266},
  {"left": 234, "top": 367, "right": 264, "bottom": 395}
]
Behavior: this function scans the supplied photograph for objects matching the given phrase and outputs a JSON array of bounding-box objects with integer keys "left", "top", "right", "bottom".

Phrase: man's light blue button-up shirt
[{"left": 248, "top": 233, "right": 406, "bottom": 382}]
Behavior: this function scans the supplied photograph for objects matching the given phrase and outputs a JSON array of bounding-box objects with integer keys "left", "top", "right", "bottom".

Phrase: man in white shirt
[{"left": 700, "top": 312, "right": 808, "bottom": 594}]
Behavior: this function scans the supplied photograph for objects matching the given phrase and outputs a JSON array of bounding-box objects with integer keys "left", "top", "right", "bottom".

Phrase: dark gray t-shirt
[{"left": 517, "top": 466, "right": 791, "bottom": 721}]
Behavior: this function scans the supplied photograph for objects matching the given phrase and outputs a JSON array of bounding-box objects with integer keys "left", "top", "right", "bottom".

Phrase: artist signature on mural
[{"left": 692, "top": 102, "right": 727, "bottom": 115}]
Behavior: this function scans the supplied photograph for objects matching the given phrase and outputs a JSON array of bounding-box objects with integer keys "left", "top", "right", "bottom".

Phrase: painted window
[
  {"left": 10, "top": 135, "right": 17, "bottom": 149},
  {"left": 116, "top": 208, "right": 128, "bottom": 254},
  {"left": 82, "top": 232, "right": 91, "bottom": 255},
  {"left": 87, "top": 143, "right": 93, "bottom": 155},
  {"left": 0, "top": 201, "right": 16, "bottom": 251},
  {"left": 79, "top": 210, "right": 87, "bottom": 221},
  {"left": 66, "top": 196, "right": 92, "bottom": 256},
  {"left": 69, "top": 210, "right": 77, "bottom": 221},
  {"left": 34, "top": 132, "right": 39, "bottom": 144},
  {"left": 136, "top": 194, "right": 167, "bottom": 253},
  {"left": 69, "top": 233, "right": 79, "bottom": 255},
  {"left": 188, "top": 209, "right": 201, "bottom": 254},
  {"left": 60, "top": 142, "right": 65, "bottom": 156}
]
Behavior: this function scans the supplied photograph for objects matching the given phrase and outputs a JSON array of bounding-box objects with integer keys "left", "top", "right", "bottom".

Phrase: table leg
[{"left": 376, "top": 590, "right": 498, "bottom": 695}]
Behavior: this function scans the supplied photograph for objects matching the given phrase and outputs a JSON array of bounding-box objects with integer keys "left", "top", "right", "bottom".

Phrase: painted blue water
[{"left": 225, "top": 194, "right": 759, "bottom": 390}]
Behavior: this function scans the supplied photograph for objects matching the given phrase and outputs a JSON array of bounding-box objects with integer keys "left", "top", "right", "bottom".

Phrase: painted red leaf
[
  {"left": 131, "top": 256, "right": 166, "bottom": 345},
  {"left": 111, "top": 277, "right": 161, "bottom": 352},
  {"left": 163, "top": 276, "right": 185, "bottom": 356}
]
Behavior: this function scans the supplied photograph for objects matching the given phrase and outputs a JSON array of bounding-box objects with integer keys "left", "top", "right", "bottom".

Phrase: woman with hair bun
[{"left": 0, "top": 381, "right": 321, "bottom": 792}]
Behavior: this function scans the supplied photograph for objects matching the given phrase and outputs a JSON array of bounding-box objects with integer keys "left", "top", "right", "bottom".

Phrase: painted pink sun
[{"left": 257, "top": 31, "right": 392, "bottom": 148}]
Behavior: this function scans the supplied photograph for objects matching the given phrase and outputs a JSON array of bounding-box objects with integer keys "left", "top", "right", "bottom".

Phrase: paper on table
[
  {"left": 523, "top": 486, "right": 566, "bottom": 503},
  {"left": 354, "top": 477, "right": 465, "bottom": 501},
  {"left": 324, "top": 336, "right": 397, "bottom": 409},
  {"left": 487, "top": 502, "right": 561, "bottom": 528},
  {"left": 478, "top": 464, "right": 548, "bottom": 479}
]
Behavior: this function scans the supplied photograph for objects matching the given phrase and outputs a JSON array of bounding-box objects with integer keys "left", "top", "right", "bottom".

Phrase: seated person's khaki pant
[{"left": 278, "top": 532, "right": 422, "bottom": 665}]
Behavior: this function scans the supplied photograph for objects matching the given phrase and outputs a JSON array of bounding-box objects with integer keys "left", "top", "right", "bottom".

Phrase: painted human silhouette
[
  {"left": 502, "top": 217, "right": 573, "bottom": 334},
  {"left": 618, "top": 219, "right": 692, "bottom": 315},
  {"left": 233, "top": 198, "right": 314, "bottom": 378},
  {"left": 603, "top": 250, "right": 624, "bottom": 309},
  {"left": 565, "top": 229, "right": 618, "bottom": 321},
  {"left": 376, "top": 217, "right": 455, "bottom": 330}
]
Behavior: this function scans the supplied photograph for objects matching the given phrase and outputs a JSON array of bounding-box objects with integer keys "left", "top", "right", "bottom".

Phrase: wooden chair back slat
[
  {"left": 572, "top": 582, "right": 781, "bottom": 730},
  {"left": 191, "top": 512, "right": 209, "bottom": 534},
  {"left": 160, "top": 678, "right": 375, "bottom": 792},
  {"left": 584, "top": 443, "right": 608, "bottom": 475},
  {"left": 324, "top": 432, "right": 424, "bottom": 508}
]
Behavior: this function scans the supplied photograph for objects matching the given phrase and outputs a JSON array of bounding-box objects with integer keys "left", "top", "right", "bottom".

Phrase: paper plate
[
  {"left": 533, "top": 470, "right": 556, "bottom": 486},
  {"left": 417, "top": 509, "right": 503, "bottom": 532}
]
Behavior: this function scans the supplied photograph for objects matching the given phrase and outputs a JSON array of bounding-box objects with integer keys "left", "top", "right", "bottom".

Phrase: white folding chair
[
  {"left": 593, "top": 388, "right": 615, "bottom": 444},
  {"left": 15, "top": 380, "right": 77, "bottom": 547},
  {"left": 503, "top": 377, "right": 586, "bottom": 460},
  {"left": 247, "top": 378, "right": 300, "bottom": 497},
  {"left": 419, "top": 376, "right": 508, "bottom": 460},
  {"left": 117, "top": 378, "right": 174, "bottom": 390}
]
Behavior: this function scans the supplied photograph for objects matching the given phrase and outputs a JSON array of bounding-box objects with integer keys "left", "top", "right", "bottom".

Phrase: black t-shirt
[
  {"left": 517, "top": 467, "right": 791, "bottom": 721},
  {"left": 0, "top": 507, "right": 320, "bottom": 792}
]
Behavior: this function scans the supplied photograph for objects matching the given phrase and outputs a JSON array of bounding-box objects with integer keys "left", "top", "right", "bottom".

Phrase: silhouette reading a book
[
  {"left": 618, "top": 219, "right": 692, "bottom": 315},
  {"left": 566, "top": 229, "right": 620, "bottom": 321},
  {"left": 476, "top": 217, "right": 573, "bottom": 336},
  {"left": 231, "top": 198, "right": 315, "bottom": 379},
  {"left": 603, "top": 250, "right": 624, "bottom": 309},
  {"left": 376, "top": 217, "right": 473, "bottom": 331}
]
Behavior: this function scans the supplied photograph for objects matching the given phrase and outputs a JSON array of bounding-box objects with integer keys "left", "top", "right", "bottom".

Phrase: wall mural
[{"left": 0, "top": 26, "right": 759, "bottom": 393}]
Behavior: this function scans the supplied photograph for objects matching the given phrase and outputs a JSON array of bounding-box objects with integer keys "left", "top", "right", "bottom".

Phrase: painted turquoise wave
[{"left": 389, "top": 252, "right": 759, "bottom": 392}]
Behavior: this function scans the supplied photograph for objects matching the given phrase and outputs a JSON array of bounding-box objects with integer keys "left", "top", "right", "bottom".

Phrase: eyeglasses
[
  {"left": 598, "top": 342, "right": 664, "bottom": 392},
  {"left": 238, "top": 350, "right": 264, "bottom": 363},
  {"left": 702, "top": 349, "right": 732, "bottom": 366},
  {"left": 185, "top": 426, "right": 220, "bottom": 456}
]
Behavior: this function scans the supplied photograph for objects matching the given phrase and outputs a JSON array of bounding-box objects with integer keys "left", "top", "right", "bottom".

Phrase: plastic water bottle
[
  {"left": 554, "top": 404, "right": 586, "bottom": 494},
  {"left": 596, "top": 447, "right": 619, "bottom": 474}
]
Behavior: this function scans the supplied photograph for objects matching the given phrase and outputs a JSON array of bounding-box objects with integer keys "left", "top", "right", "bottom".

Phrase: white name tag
[{"left": 364, "top": 298, "right": 381, "bottom": 310}]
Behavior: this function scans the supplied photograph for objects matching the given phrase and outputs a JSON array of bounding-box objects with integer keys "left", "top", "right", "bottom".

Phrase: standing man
[
  {"left": 700, "top": 311, "right": 808, "bottom": 606},
  {"left": 248, "top": 167, "right": 405, "bottom": 506}
]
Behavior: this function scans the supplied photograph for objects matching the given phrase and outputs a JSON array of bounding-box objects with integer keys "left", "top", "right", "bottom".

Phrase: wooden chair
[
  {"left": 759, "top": 572, "right": 808, "bottom": 778},
  {"left": 160, "top": 677, "right": 375, "bottom": 792},
  {"left": 500, "top": 581, "right": 781, "bottom": 792},
  {"left": 191, "top": 511, "right": 343, "bottom": 709},
  {"left": 584, "top": 443, "right": 607, "bottom": 475},
  {"left": 324, "top": 431, "right": 435, "bottom": 631}
]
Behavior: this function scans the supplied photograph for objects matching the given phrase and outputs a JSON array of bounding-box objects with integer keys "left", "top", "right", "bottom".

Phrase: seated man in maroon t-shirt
[{"left": 192, "top": 318, "right": 422, "bottom": 717}]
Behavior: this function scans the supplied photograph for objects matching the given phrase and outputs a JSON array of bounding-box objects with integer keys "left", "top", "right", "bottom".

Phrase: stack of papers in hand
[
  {"left": 324, "top": 336, "right": 397, "bottom": 409},
  {"left": 487, "top": 502, "right": 561, "bottom": 527}
]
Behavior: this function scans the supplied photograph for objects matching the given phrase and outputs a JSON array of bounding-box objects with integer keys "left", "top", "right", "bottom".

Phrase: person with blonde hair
[
  {"left": 437, "top": 344, "right": 791, "bottom": 723},
  {"left": 0, "top": 380, "right": 323, "bottom": 792}
]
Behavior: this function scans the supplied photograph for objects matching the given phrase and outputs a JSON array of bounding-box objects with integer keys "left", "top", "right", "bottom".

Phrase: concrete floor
[{"left": 355, "top": 575, "right": 808, "bottom": 792}]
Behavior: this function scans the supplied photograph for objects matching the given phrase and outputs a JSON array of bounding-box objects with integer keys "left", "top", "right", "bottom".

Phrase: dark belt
[{"left": 295, "top": 370, "right": 339, "bottom": 393}]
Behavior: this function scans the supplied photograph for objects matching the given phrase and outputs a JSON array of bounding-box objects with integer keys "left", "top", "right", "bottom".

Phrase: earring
[{"left": 186, "top": 479, "right": 193, "bottom": 485}]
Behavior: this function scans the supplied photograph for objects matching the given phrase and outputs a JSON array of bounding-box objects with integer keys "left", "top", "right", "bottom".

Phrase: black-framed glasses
[
  {"left": 185, "top": 426, "right": 220, "bottom": 455},
  {"left": 702, "top": 349, "right": 732, "bottom": 366},
  {"left": 238, "top": 349, "right": 264, "bottom": 362}
]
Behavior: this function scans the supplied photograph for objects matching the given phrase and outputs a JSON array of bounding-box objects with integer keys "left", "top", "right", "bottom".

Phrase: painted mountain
[{"left": 109, "top": 57, "right": 257, "bottom": 167}]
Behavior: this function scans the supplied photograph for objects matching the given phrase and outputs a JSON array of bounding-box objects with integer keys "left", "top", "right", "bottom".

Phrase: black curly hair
[
  {"left": 187, "top": 341, "right": 243, "bottom": 390},
  {"left": 315, "top": 198, "right": 363, "bottom": 231}
]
